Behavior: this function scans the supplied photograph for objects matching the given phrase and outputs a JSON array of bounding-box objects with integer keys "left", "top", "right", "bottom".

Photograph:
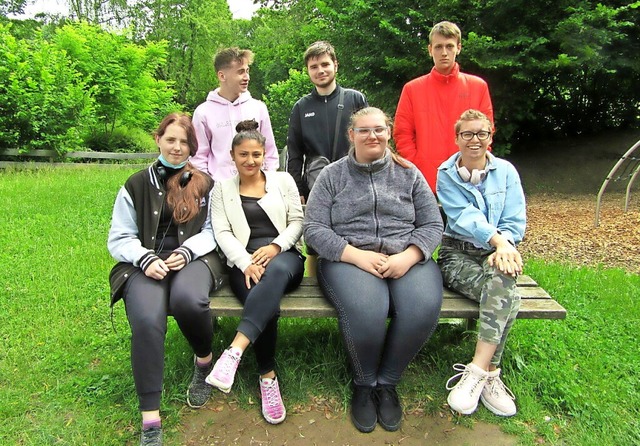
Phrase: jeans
[
  {"left": 317, "top": 258, "right": 442, "bottom": 386},
  {"left": 228, "top": 249, "right": 305, "bottom": 375}
]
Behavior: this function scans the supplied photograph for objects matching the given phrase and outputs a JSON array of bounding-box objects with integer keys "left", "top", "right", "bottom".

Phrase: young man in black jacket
[{"left": 287, "top": 41, "right": 368, "bottom": 204}]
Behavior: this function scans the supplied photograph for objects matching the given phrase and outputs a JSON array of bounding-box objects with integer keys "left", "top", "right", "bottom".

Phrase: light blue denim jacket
[{"left": 436, "top": 152, "right": 526, "bottom": 249}]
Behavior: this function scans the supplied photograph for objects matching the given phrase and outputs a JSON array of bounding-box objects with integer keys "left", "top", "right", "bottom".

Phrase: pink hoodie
[{"left": 191, "top": 89, "right": 279, "bottom": 181}]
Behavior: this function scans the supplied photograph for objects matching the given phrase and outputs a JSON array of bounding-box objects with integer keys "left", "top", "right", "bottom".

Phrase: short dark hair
[{"left": 303, "top": 41, "right": 337, "bottom": 66}]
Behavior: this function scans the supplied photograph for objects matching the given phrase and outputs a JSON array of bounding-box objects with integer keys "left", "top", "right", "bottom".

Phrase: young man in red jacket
[{"left": 394, "top": 21, "right": 493, "bottom": 192}]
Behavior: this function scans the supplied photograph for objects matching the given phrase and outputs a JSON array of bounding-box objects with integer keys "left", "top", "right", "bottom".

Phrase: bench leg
[
  {"left": 211, "top": 315, "right": 218, "bottom": 332},
  {"left": 305, "top": 254, "right": 318, "bottom": 277},
  {"left": 466, "top": 318, "right": 478, "bottom": 332}
]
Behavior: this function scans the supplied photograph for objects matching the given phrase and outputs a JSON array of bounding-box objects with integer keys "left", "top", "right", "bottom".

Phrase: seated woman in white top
[{"left": 206, "top": 120, "right": 305, "bottom": 425}]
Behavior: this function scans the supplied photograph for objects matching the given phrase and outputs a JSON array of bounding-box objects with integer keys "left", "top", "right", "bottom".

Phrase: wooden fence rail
[{"left": 0, "top": 149, "right": 157, "bottom": 168}]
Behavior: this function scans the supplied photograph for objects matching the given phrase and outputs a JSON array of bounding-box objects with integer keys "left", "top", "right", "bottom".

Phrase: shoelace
[
  {"left": 487, "top": 376, "right": 516, "bottom": 400},
  {"left": 219, "top": 352, "right": 240, "bottom": 375},
  {"left": 445, "top": 363, "right": 484, "bottom": 394},
  {"left": 141, "top": 427, "right": 162, "bottom": 446},
  {"left": 262, "top": 381, "right": 283, "bottom": 407}
]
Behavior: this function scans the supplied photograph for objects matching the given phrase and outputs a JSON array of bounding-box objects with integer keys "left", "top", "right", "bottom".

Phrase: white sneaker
[
  {"left": 481, "top": 369, "right": 517, "bottom": 416},
  {"left": 446, "top": 363, "right": 488, "bottom": 415}
]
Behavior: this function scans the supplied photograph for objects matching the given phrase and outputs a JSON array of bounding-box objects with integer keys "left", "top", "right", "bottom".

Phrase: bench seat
[{"left": 209, "top": 275, "right": 566, "bottom": 321}]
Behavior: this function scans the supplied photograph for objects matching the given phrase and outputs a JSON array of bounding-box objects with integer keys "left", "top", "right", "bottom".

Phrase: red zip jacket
[{"left": 394, "top": 63, "right": 493, "bottom": 192}]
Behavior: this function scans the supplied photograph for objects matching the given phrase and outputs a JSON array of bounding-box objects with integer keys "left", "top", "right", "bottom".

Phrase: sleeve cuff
[
  {"left": 139, "top": 252, "right": 160, "bottom": 272},
  {"left": 173, "top": 247, "right": 193, "bottom": 265}
]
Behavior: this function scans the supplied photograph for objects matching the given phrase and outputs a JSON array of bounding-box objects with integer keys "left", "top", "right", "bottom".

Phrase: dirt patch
[
  {"left": 178, "top": 395, "right": 517, "bottom": 446},
  {"left": 511, "top": 129, "right": 640, "bottom": 273},
  {"left": 521, "top": 193, "right": 640, "bottom": 274}
]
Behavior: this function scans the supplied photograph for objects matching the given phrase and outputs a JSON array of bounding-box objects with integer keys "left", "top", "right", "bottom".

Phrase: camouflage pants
[{"left": 438, "top": 246, "right": 520, "bottom": 365}]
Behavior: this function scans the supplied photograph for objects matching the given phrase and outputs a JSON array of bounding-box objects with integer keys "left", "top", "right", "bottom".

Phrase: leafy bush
[
  {"left": 84, "top": 126, "right": 157, "bottom": 153},
  {"left": 53, "top": 22, "right": 176, "bottom": 139},
  {"left": 0, "top": 22, "right": 93, "bottom": 155}
]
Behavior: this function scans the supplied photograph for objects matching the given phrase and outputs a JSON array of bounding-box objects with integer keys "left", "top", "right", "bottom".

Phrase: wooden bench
[{"left": 209, "top": 275, "right": 566, "bottom": 328}]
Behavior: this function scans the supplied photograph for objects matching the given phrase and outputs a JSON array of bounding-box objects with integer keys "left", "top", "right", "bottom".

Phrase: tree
[
  {"left": 68, "top": 0, "right": 129, "bottom": 26},
  {"left": 263, "top": 68, "right": 312, "bottom": 149},
  {"left": 0, "top": 0, "right": 27, "bottom": 16},
  {"left": 53, "top": 22, "right": 175, "bottom": 139},
  {"left": 128, "top": 0, "right": 237, "bottom": 109},
  {"left": 252, "top": 0, "right": 639, "bottom": 153}
]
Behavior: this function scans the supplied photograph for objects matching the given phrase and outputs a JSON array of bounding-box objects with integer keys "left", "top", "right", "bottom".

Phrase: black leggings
[
  {"left": 228, "top": 249, "right": 305, "bottom": 375},
  {"left": 123, "top": 260, "right": 214, "bottom": 411}
]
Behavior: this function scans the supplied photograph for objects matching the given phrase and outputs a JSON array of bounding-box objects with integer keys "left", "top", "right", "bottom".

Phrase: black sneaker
[
  {"left": 375, "top": 384, "right": 402, "bottom": 431},
  {"left": 140, "top": 426, "right": 162, "bottom": 446},
  {"left": 351, "top": 385, "right": 377, "bottom": 433},
  {"left": 186, "top": 357, "right": 214, "bottom": 408}
]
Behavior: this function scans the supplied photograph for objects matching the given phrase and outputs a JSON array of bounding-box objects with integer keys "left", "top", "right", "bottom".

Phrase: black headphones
[{"left": 156, "top": 162, "right": 193, "bottom": 188}]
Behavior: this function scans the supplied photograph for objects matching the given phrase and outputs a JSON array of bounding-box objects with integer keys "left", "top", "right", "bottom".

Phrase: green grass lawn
[{"left": 0, "top": 167, "right": 638, "bottom": 445}]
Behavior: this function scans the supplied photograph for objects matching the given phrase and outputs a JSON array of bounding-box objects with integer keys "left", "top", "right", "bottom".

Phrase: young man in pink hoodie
[{"left": 192, "top": 48, "right": 279, "bottom": 181}]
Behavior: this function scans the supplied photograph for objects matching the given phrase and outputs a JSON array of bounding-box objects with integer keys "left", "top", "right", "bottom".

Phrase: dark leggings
[
  {"left": 228, "top": 250, "right": 305, "bottom": 375},
  {"left": 123, "top": 260, "right": 214, "bottom": 411},
  {"left": 318, "top": 258, "right": 443, "bottom": 387}
]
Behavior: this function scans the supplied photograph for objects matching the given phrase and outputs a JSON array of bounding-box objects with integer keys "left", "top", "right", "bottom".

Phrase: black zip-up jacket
[{"left": 286, "top": 84, "right": 367, "bottom": 197}]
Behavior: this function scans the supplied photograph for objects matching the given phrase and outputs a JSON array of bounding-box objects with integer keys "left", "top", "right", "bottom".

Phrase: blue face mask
[{"left": 158, "top": 154, "right": 188, "bottom": 170}]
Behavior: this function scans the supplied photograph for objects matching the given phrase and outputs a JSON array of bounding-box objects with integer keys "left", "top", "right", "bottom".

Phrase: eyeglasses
[
  {"left": 353, "top": 126, "right": 388, "bottom": 137},
  {"left": 457, "top": 130, "right": 491, "bottom": 141}
]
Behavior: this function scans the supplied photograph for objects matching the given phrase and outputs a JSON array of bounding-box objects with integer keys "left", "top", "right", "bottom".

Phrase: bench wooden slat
[
  {"left": 209, "top": 295, "right": 566, "bottom": 319},
  {"left": 209, "top": 274, "right": 566, "bottom": 320}
]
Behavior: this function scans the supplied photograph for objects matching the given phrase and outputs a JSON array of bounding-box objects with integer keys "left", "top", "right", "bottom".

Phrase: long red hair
[{"left": 156, "top": 113, "right": 211, "bottom": 223}]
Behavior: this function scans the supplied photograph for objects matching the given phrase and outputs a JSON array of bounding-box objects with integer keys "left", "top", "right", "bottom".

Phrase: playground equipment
[{"left": 594, "top": 139, "right": 640, "bottom": 227}]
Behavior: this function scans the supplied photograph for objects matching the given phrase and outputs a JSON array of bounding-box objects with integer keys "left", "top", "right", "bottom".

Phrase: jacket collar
[
  {"left": 311, "top": 84, "right": 341, "bottom": 101},
  {"left": 430, "top": 63, "right": 460, "bottom": 83},
  {"left": 347, "top": 148, "right": 392, "bottom": 174}
]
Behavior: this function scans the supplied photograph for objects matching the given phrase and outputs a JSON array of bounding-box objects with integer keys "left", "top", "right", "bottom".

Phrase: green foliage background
[{"left": 1, "top": 0, "right": 638, "bottom": 156}]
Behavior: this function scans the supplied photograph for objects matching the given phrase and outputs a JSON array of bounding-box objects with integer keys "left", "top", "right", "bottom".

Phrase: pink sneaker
[
  {"left": 260, "top": 377, "right": 286, "bottom": 424},
  {"left": 205, "top": 348, "right": 241, "bottom": 393}
]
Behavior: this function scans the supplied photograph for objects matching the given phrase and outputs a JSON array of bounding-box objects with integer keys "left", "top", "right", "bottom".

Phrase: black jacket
[
  {"left": 108, "top": 165, "right": 225, "bottom": 306},
  {"left": 286, "top": 85, "right": 367, "bottom": 197}
]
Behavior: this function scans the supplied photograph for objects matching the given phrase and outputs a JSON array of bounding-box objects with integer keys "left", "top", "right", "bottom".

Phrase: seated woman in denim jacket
[
  {"left": 436, "top": 109, "right": 526, "bottom": 418},
  {"left": 304, "top": 107, "right": 444, "bottom": 433},
  {"left": 206, "top": 120, "right": 305, "bottom": 425}
]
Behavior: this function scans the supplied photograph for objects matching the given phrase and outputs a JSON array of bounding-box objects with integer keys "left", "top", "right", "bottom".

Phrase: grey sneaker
[
  {"left": 140, "top": 426, "right": 162, "bottom": 446},
  {"left": 186, "top": 357, "right": 214, "bottom": 408}
]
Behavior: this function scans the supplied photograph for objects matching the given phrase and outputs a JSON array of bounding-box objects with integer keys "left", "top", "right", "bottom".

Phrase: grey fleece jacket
[{"left": 303, "top": 149, "right": 443, "bottom": 262}]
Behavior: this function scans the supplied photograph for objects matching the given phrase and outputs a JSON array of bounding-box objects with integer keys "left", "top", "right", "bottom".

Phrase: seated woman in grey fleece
[{"left": 303, "top": 106, "right": 443, "bottom": 434}]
